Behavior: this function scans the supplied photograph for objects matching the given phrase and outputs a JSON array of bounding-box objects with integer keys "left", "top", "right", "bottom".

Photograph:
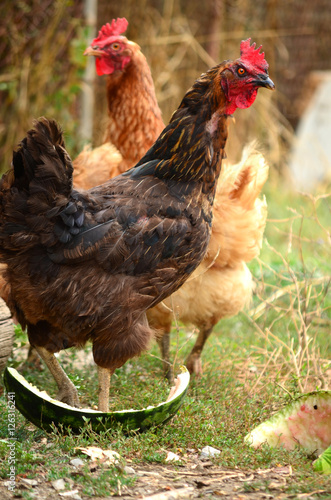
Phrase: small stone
[
  {"left": 165, "top": 451, "right": 181, "bottom": 462},
  {"left": 51, "top": 478, "right": 66, "bottom": 491},
  {"left": 200, "top": 446, "right": 221, "bottom": 459},
  {"left": 70, "top": 458, "right": 85, "bottom": 468},
  {"left": 20, "top": 478, "right": 38, "bottom": 487},
  {"left": 124, "top": 465, "right": 136, "bottom": 475},
  {"left": 59, "top": 490, "right": 81, "bottom": 499}
]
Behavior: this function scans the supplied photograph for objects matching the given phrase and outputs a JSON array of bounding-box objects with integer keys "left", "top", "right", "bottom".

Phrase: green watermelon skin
[
  {"left": 245, "top": 391, "right": 331, "bottom": 455},
  {"left": 314, "top": 446, "right": 331, "bottom": 474},
  {"left": 3, "top": 367, "right": 189, "bottom": 433}
]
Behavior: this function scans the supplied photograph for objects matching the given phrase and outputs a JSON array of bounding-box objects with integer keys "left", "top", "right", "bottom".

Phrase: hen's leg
[
  {"left": 157, "top": 331, "right": 174, "bottom": 383},
  {"left": 34, "top": 345, "right": 80, "bottom": 407},
  {"left": 185, "top": 326, "right": 214, "bottom": 376},
  {"left": 19, "top": 345, "right": 43, "bottom": 372},
  {"left": 97, "top": 366, "right": 113, "bottom": 412}
]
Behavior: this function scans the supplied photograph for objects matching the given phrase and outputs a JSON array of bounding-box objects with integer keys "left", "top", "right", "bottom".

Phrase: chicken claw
[{"left": 34, "top": 346, "right": 80, "bottom": 407}]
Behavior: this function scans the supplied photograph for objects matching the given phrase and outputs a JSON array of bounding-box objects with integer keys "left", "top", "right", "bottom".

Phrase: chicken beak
[
  {"left": 254, "top": 74, "right": 275, "bottom": 90},
  {"left": 83, "top": 46, "right": 104, "bottom": 57}
]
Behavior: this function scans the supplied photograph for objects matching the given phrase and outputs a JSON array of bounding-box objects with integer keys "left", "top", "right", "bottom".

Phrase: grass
[{"left": 0, "top": 181, "right": 330, "bottom": 497}]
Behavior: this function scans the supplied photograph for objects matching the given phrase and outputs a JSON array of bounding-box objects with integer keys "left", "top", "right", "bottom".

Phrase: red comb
[
  {"left": 93, "top": 18, "right": 128, "bottom": 45},
  {"left": 239, "top": 38, "right": 268, "bottom": 71}
]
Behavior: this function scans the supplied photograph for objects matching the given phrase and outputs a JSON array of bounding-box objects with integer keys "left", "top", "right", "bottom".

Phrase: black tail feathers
[{"left": 11, "top": 117, "right": 73, "bottom": 194}]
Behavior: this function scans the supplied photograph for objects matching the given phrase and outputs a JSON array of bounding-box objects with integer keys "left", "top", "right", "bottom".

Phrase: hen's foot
[
  {"left": 33, "top": 345, "right": 80, "bottom": 407},
  {"left": 185, "top": 352, "right": 203, "bottom": 377},
  {"left": 185, "top": 326, "right": 213, "bottom": 377},
  {"left": 56, "top": 384, "right": 80, "bottom": 407}
]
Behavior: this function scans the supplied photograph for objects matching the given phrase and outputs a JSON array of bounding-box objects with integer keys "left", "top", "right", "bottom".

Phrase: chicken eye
[
  {"left": 237, "top": 67, "right": 246, "bottom": 76},
  {"left": 111, "top": 42, "right": 121, "bottom": 51}
]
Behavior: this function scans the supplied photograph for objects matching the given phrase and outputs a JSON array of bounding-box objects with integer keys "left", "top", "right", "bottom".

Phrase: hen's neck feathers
[
  {"left": 135, "top": 64, "right": 229, "bottom": 196},
  {"left": 105, "top": 47, "right": 164, "bottom": 164}
]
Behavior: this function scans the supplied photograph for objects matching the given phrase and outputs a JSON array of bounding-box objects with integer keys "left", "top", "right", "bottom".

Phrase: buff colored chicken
[{"left": 149, "top": 146, "right": 269, "bottom": 378}]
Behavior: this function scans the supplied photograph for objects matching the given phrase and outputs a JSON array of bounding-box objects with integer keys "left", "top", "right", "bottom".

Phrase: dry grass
[
  {"left": 241, "top": 189, "right": 331, "bottom": 394},
  {"left": 0, "top": 0, "right": 84, "bottom": 171}
]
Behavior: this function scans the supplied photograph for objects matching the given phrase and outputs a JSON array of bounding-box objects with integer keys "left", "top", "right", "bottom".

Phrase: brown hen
[
  {"left": 81, "top": 21, "right": 271, "bottom": 379},
  {"left": 0, "top": 40, "right": 274, "bottom": 411},
  {"left": 0, "top": 19, "right": 163, "bottom": 327},
  {"left": 73, "top": 18, "right": 164, "bottom": 188}
]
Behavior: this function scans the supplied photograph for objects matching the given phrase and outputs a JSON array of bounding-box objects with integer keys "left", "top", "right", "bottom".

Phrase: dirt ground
[{"left": 1, "top": 457, "right": 329, "bottom": 500}]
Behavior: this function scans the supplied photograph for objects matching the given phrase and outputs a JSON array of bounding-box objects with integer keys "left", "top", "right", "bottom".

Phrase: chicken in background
[
  {"left": 0, "top": 40, "right": 274, "bottom": 411},
  {"left": 150, "top": 146, "right": 269, "bottom": 378},
  {"left": 80, "top": 19, "right": 271, "bottom": 379},
  {"left": 73, "top": 17, "right": 164, "bottom": 188}
]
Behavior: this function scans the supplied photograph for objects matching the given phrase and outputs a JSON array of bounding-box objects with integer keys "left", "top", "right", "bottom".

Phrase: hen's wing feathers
[
  {"left": 48, "top": 219, "right": 115, "bottom": 264},
  {"left": 1, "top": 118, "right": 203, "bottom": 285},
  {"left": 48, "top": 195, "right": 192, "bottom": 278}
]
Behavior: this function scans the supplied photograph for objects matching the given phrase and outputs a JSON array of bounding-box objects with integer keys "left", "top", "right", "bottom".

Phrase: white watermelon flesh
[{"left": 245, "top": 391, "right": 331, "bottom": 455}]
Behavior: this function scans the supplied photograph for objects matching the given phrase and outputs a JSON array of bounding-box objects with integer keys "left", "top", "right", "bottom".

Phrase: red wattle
[{"left": 95, "top": 58, "right": 115, "bottom": 76}]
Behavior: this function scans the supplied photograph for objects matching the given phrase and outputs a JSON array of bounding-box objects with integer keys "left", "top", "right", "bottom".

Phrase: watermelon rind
[
  {"left": 3, "top": 366, "right": 190, "bottom": 433},
  {"left": 313, "top": 446, "right": 331, "bottom": 475},
  {"left": 245, "top": 391, "right": 331, "bottom": 455}
]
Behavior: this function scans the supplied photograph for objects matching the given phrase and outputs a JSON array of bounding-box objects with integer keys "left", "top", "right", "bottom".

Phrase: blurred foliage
[
  {"left": 1, "top": 0, "right": 331, "bottom": 176},
  {"left": 0, "top": 0, "right": 85, "bottom": 169}
]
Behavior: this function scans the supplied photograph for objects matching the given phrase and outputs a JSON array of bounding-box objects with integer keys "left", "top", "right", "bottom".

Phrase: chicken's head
[
  {"left": 84, "top": 18, "right": 136, "bottom": 76},
  {"left": 220, "top": 39, "right": 275, "bottom": 115}
]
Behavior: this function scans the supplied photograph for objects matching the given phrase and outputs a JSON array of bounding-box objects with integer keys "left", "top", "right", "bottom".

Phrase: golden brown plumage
[
  {"left": 73, "top": 18, "right": 164, "bottom": 189},
  {"left": 0, "top": 40, "right": 274, "bottom": 410}
]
